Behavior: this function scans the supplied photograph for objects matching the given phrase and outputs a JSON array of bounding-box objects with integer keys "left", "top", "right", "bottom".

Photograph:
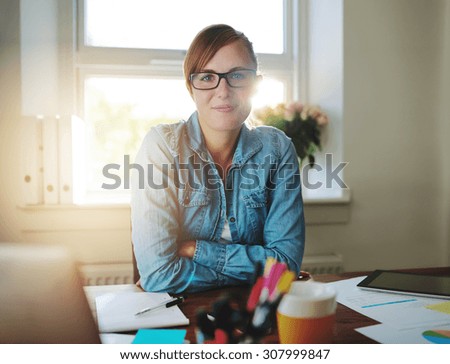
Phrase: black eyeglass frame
[{"left": 189, "top": 69, "right": 257, "bottom": 90}]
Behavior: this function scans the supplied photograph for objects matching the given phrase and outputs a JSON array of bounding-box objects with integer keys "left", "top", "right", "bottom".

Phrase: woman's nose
[{"left": 215, "top": 77, "right": 231, "bottom": 96}]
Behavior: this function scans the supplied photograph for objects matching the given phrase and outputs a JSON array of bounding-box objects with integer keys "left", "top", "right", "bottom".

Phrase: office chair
[
  {"left": 130, "top": 219, "right": 140, "bottom": 284},
  {"left": 132, "top": 243, "right": 140, "bottom": 284}
]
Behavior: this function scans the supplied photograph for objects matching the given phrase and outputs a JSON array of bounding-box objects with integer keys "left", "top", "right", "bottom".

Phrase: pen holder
[
  {"left": 195, "top": 294, "right": 248, "bottom": 344},
  {"left": 194, "top": 259, "right": 297, "bottom": 344}
]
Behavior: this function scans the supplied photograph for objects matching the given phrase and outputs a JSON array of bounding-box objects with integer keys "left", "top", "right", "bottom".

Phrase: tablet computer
[{"left": 357, "top": 270, "right": 450, "bottom": 299}]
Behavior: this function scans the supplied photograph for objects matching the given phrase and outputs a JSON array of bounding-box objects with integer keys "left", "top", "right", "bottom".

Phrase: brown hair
[{"left": 183, "top": 24, "right": 258, "bottom": 94}]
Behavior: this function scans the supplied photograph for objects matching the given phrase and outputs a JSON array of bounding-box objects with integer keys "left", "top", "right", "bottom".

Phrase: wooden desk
[
  {"left": 84, "top": 267, "right": 450, "bottom": 343},
  {"left": 179, "top": 267, "right": 450, "bottom": 344}
]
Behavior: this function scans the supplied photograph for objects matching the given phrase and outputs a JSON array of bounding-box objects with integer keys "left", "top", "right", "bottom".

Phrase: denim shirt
[{"left": 131, "top": 112, "right": 305, "bottom": 294}]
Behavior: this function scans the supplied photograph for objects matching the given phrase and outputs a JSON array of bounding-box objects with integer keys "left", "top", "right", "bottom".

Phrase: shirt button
[{"left": 229, "top": 217, "right": 236, "bottom": 223}]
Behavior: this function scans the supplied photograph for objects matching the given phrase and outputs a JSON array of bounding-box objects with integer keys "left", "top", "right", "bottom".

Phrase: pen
[{"left": 135, "top": 296, "right": 185, "bottom": 316}]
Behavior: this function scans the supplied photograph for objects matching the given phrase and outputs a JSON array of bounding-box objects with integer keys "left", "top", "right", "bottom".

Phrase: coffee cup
[{"left": 276, "top": 281, "right": 337, "bottom": 344}]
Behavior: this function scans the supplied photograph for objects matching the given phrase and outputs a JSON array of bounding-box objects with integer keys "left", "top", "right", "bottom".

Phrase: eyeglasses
[{"left": 190, "top": 69, "right": 257, "bottom": 90}]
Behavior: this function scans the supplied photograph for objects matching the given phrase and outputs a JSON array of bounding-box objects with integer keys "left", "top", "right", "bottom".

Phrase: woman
[{"left": 131, "top": 24, "right": 305, "bottom": 293}]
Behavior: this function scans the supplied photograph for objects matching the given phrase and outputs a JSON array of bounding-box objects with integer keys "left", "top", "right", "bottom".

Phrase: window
[
  {"left": 75, "top": 0, "right": 296, "bottom": 203},
  {"left": 18, "top": 0, "right": 344, "bottom": 206},
  {"left": 19, "top": 0, "right": 345, "bottom": 206}
]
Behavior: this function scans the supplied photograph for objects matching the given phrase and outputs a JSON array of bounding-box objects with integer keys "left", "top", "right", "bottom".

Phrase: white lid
[{"left": 277, "top": 281, "right": 337, "bottom": 318}]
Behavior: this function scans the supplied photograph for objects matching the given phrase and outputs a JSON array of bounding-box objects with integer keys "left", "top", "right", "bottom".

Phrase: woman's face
[{"left": 191, "top": 41, "right": 259, "bottom": 135}]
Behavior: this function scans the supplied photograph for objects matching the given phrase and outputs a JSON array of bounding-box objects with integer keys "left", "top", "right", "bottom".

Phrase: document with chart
[{"left": 327, "top": 277, "right": 450, "bottom": 330}]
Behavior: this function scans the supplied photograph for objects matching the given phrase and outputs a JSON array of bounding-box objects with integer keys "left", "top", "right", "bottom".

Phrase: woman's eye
[
  {"left": 200, "top": 74, "right": 215, "bottom": 82},
  {"left": 230, "top": 72, "right": 244, "bottom": 80}
]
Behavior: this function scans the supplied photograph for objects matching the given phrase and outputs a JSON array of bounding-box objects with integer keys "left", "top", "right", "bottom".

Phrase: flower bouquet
[{"left": 253, "top": 102, "right": 329, "bottom": 166}]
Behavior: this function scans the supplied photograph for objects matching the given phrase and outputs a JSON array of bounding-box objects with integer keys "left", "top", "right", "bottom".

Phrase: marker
[
  {"left": 134, "top": 296, "right": 185, "bottom": 316},
  {"left": 269, "top": 270, "right": 295, "bottom": 302},
  {"left": 247, "top": 276, "right": 264, "bottom": 312}
]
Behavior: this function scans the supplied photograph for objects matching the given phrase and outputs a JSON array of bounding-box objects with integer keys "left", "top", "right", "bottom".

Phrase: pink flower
[
  {"left": 284, "top": 102, "right": 304, "bottom": 121},
  {"left": 292, "top": 101, "right": 304, "bottom": 112},
  {"left": 308, "top": 106, "right": 321, "bottom": 119},
  {"left": 300, "top": 105, "right": 310, "bottom": 121},
  {"left": 317, "top": 114, "right": 329, "bottom": 126}
]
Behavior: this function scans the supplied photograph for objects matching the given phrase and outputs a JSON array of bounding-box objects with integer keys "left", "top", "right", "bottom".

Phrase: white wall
[
  {"left": 303, "top": 0, "right": 344, "bottom": 199},
  {"left": 305, "top": 0, "right": 449, "bottom": 270},
  {"left": 0, "top": 0, "right": 449, "bottom": 270},
  {"left": 20, "top": 0, "right": 59, "bottom": 116}
]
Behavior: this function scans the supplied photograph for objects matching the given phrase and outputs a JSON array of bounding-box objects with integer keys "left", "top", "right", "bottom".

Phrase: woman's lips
[{"left": 213, "top": 105, "right": 234, "bottom": 112}]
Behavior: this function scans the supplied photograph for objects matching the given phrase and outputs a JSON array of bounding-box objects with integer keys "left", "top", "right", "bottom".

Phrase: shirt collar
[{"left": 186, "top": 112, "right": 263, "bottom": 165}]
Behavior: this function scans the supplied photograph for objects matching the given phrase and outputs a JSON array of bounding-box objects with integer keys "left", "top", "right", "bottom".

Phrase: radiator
[
  {"left": 79, "top": 254, "right": 343, "bottom": 286},
  {"left": 79, "top": 263, "right": 134, "bottom": 286},
  {"left": 301, "top": 254, "right": 344, "bottom": 275}
]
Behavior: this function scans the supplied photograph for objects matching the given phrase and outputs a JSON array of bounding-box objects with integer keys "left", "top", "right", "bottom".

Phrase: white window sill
[
  {"left": 18, "top": 189, "right": 351, "bottom": 232},
  {"left": 19, "top": 188, "right": 351, "bottom": 209},
  {"left": 18, "top": 203, "right": 131, "bottom": 211},
  {"left": 304, "top": 189, "right": 351, "bottom": 205}
]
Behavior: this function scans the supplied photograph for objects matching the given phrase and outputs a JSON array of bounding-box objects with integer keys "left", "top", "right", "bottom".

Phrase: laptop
[{"left": 0, "top": 243, "right": 101, "bottom": 343}]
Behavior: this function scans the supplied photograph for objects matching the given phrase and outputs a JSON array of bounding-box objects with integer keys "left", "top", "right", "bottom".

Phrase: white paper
[
  {"left": 100, "top": 333, "right": 135, "bottom": 344},
  {"left": 326, "top": 277, "right": 450, "bottom": 329},
  {"left": 356, "top": 323, "right": 450, "bottom": 344},
  {"left": 96, "top": 292, "right": 189, "bottom": 333}
]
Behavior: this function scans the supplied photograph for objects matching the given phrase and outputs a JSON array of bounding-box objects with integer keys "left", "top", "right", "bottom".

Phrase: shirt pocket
[
  {"left": 178, "top": 188, "right": 211, "bottom": 239},
  {"left": 241, "top": 188, "right": 268, "bottom": 242},
  {"left": 178, "top": 188, "right": 210, "bottom": 207},
  {"left": 242, "top": 187, "right": 267, "bottom": 208}
]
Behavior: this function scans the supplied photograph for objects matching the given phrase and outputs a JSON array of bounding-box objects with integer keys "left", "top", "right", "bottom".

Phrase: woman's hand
[{"left": 178, "top": 240, "right": 197, "bottom": 258}]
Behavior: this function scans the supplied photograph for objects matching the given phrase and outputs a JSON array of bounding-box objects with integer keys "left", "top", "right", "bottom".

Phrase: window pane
[
  {"left": 85, "top": 0, "right": 284, "bottom": 54},
  {"left": 80, "top": 77, "right": 194, "bottom": 201}
]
